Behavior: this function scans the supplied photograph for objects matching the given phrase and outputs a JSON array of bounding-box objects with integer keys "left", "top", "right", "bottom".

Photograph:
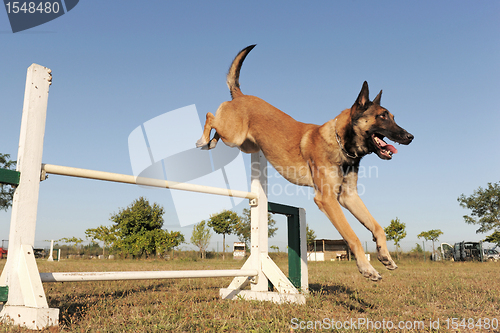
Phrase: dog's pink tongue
[
  {"left": 379, "top": 140, "right": 398, "bottom": 154},
  {"left": 387, "top": 144, "right": 398, "bottom": 154}
]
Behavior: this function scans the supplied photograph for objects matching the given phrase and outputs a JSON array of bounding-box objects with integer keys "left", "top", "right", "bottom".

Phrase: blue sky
[{"left": 1, "top": 1, "right": 499, "bottom": 252}]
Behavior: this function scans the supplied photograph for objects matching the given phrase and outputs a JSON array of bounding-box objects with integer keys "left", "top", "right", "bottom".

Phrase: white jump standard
[{"left": 0, "top": 64, "right": 308, "bottom": 330}]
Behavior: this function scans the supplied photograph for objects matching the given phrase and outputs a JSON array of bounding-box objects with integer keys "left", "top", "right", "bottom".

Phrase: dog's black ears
[
  {"left": 353, "top": 82, "right": 383, "bottom": 112},
  {"left": 357, "top": 81, "right": 370, "bottom": 107},
  {"left": 373, "top": 90, "right": 382, "bottom": 105},
  {"left": 352, "top": 81, "right": 370, "bottom": 113}
]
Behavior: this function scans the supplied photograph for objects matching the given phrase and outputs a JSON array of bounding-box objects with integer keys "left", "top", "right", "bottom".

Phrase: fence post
[
  {"left": 250, "top": 151, "right": 268, "bottom": 291},
  {"left": 298, "top": 208, "right": 308, "bottom": 293},
  {"left": 0, "top": 64, "right": 59, "bottom": 329},
  {"left": 48, "top": 240, "right": 54, "bottom": 261}
]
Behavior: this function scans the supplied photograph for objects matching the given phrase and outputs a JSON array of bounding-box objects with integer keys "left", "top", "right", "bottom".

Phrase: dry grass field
[{"left": 0, "top": 257, "right": 499, "bottom": 332}]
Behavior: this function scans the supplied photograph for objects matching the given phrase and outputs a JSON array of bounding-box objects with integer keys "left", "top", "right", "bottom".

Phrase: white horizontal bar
[
  {"left": 40, "top": 269, "right": 258, "bottom": 282},
  {"left": 41, "top": 164, "right": 257, "bottom": 200}
]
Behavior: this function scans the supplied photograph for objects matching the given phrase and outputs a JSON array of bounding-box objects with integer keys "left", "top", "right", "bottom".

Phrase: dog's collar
[{"left": 334, "top": 119, "right": 359, "bottom": 159}]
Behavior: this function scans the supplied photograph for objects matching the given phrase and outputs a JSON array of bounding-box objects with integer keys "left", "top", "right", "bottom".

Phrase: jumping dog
[{"left": 197, "top": 45, "right": 414, "bottom": 280}]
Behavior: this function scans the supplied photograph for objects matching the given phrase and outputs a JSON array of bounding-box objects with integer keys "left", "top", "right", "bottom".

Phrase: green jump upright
[{"left": 268, "top": 202, "right": 307, "bottom": 291}]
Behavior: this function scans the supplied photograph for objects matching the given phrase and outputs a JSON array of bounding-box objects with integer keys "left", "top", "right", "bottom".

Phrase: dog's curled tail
[{"left": 227, "top": 44, "right": 256, "bottom": 99}]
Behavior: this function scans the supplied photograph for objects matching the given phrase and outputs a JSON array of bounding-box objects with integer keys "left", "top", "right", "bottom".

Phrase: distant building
[
  {"left": 307, "top": 239, "right": 351, "bottom": 261},
  {"left": 233, "top": 242, "right": 246, "bottom": 260}
]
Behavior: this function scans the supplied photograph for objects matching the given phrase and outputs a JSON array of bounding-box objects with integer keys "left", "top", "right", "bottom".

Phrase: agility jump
[{"left": 0, "top": 64, "right": 308, "bottom": 330}]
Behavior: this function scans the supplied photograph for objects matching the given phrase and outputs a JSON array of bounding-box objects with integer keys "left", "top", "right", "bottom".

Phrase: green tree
[
  {"left": 384, "top": 218, "right": 407, "bottom": 260},
  {"left": 458, "top": 182, "right": 500, "bottom": 234},
  {"left": 153, "top": 229, "right": 184, "bottom": 258},
  {"left": 59, "top": 237, "right": 84, "bottom": 255},
  {"left": 411, "top": 243, "right": 424, "bottom": 254},
  {"left": 484, "top": 230, "right": 500, "bottom": 247},
  {"left": 83, "top": 241, "right": 102, "bottom": 256},
  {"left": 233, "top": 208, "right": 277, "bottom": 249},
  {"left": 208, "top": 210, "right": 240, "bottom": 260},
  {"left": 110, "top": 197, "right": 184, "bottom": 258},
  {"left": 417, "top": 229, "right": 443, "bottom": 259},
  {"left": 0, "top": 153, "right": 16, "bottom": 211},
  {"left": 190, "top": 220, "right": 212, "bottom": 259},
  {"left": 115, "top": 225, "right": 184, "bottom": 259},
  {"left": 306, "top": 225, "right": 316, "bottom": 250},
  {"left": 111, "top": 197, "right": 164, "bottom": 237},
  {"left": 85, "top": 225, "right": 118, "bottom": 256}
]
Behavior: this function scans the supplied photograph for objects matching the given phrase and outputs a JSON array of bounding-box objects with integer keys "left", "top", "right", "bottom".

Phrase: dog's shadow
[{"left": 309, "top": 283, "right": 375, "bottom": 313}]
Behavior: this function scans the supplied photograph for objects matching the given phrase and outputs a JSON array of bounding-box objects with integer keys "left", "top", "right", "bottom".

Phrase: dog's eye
[{"left": 377, "top": 111, "right": 390, "bottom": 120}]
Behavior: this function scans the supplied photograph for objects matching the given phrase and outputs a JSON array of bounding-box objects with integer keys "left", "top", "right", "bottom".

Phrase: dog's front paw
[{"left": 357, "top": 261, "right": 382, "bottom": 281}]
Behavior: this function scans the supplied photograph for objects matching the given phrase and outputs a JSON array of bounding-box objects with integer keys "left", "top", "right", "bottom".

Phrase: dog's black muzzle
[
  {"left": 370, "top": 127, "right": 413, "bottom": 160},
  {"left": 398, "top": 131, "right": 414, "bottom": 145}
]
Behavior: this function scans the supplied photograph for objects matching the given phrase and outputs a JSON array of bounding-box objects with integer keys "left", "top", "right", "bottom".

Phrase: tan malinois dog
[{"left": 197, "top": 45, "right": 414, "bottom": 280}]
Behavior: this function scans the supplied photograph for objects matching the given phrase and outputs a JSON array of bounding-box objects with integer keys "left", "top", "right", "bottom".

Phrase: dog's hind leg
[
  {"left": 338, "top": 172, "right": 398, "bottom": 270},
  {"left": 196, "top": 112, "right": 219, "bottom": 150}
]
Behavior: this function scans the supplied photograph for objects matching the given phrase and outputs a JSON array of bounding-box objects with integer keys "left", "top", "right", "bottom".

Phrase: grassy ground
[{"left": 0, "top": 257, "right": 499, "bottom": 332}]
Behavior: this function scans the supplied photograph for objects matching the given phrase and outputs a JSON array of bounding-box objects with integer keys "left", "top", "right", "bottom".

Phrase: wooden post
[
  {"left": 0, "top": 64, "right": 59, "bottom": 330},
  {"left": 47, "top": 240, "right": 54, "bottom": 262},
  {"left": 250, "top": 151, "right": 268, "bottom": 291},
  {"left": 299, "top": 208, "right": 308, "bottom": 293}
]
